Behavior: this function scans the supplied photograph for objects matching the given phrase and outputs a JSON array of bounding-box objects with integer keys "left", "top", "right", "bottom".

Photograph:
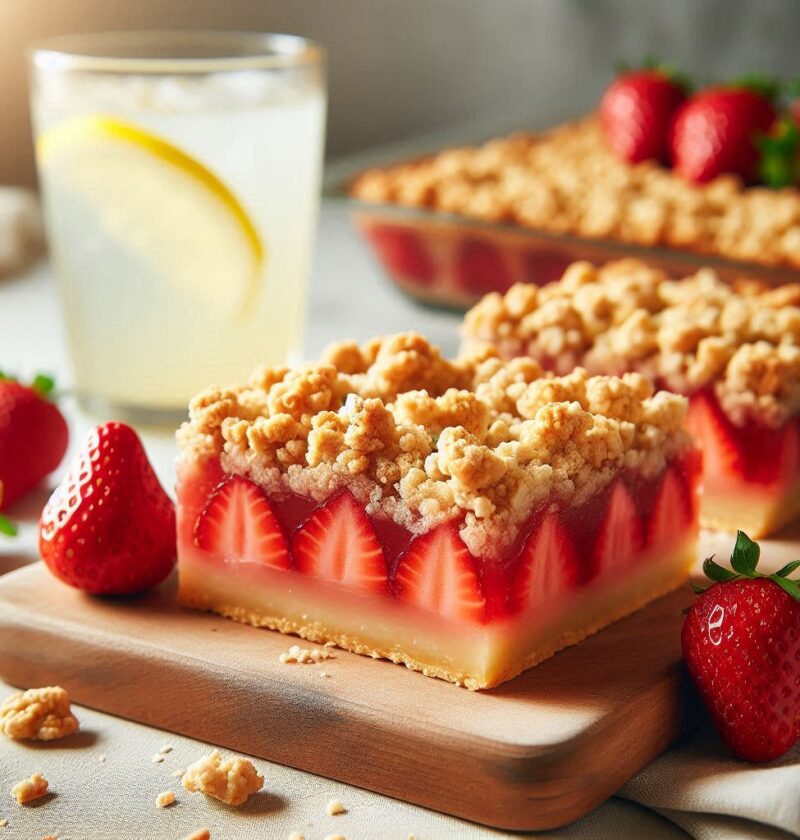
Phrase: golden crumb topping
[
  {"left": 182, "top": 751, "right": 263, "bottom": 806},
  {"left": 11, "top": 773, "right": 48, "bottom": 805},
  {"left": 278, "top": 645, "right": 335, "bottom": 664},
  {"left": 0, "top": 687, "right": 78, "bottom": 742},
  {"left": 179, "top": 332, "right": 691, "bottom": 558},
  {"left": 155, "top": 790, "right": 176, "bottom": 808},
  {"left": 350, "top": 117, "right": 800, "bottom": 270},
  {"left": 463, "top": 260, "right": 800, "bottom": 428}
]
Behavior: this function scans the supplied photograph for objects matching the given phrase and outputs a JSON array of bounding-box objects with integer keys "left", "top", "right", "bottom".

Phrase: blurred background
[{"left": 2, "top": 0, "right": 799, "bottom": 187}]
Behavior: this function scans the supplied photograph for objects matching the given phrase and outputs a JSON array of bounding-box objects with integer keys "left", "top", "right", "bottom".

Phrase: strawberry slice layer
[
  {"left": 291, "top": 490, "right": 389, "bottom": 593},
  {"left": 394, "top": 522, "right": 486, "bottom": 623},
  {"left": 592, "top": 481, "right": 644, "bottom": 577},
  {"left": 194, "top": 476, "right": 290, "bottom": 570},
  {"left": 511, "top": 511, "right": 581, "bottom": 613},
  {"left": 647, "top": 466, "right": 693, "bottom": 548}
]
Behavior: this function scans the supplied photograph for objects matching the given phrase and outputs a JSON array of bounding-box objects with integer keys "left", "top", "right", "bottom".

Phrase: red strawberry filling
[{"left": 179, "top": 452, "right": 700, "bottom": 627}]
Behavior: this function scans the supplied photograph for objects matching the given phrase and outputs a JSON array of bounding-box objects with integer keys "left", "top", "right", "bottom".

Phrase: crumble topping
[
  {"left": 278, "top": 645, "right": 335, "bottom": 664},
  {"left": 326, "top": 798, "right": 347, "bottom": 816},
  {"left": 11, "top": 773, "right": 48, "bottom": 804},
  {"left": 155, "top": 790, "right": 176, "bottom": 808},
  {"left": 182, "top": 750, "right": 263, "bottom": 806},
  {"left": 0, "top": 687, "right": 79, "bottom": 741},
  {"left": 178, "top": 332, "right": 691, "bottom": 559},
  {"left": 463, "top": 259, "right": 800, "bottom": 429},
  {"left": 351, "top": 117, "right": 800, "bottom": 270}
]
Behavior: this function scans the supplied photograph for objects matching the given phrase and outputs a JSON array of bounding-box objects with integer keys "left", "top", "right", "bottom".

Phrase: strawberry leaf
[
  {"left": 0, "top": 515, "right": 17, "bottom": 537},
  {"left": 703, "top": 555, "right": 740, "bottom": 583},
  {"left": 730, "top": 530, "right": 760, "bottom": 576},
  {"left": 730, "top": 74, "right": 780, "bottom": 101},
  {"left": 770, "top": 574, "right": 800, "bottom": 602},
  {"left": 32, "top": 373, "right": 55, "bottom": 398},
  {"left": 774, "top": 559, "right": 800, "bottom": 578},
  {"left": 757, "top": 117, "right": 799, "bottom": 189}
]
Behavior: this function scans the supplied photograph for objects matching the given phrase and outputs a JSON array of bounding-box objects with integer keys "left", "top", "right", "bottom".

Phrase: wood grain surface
[{"left": 0, "top": 560, "right": 707, "bottom": 831}]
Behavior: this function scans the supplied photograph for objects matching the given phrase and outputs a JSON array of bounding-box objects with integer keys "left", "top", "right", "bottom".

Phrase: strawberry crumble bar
[
  {"left": 462, "top": 259, "right": 800, "bottom": 537},
  {"left": 176, "top": 332, "right": 700, "bottom": 688}
]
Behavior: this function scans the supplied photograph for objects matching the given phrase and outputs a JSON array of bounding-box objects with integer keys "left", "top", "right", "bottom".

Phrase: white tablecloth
[{"left": 1, "top": 201, "right": 798, "bottom": 840}]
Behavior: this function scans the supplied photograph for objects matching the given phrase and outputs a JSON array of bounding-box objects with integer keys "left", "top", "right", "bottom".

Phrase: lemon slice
[{"left": 37, "top": 115, "right": 264, "bottom": 319}]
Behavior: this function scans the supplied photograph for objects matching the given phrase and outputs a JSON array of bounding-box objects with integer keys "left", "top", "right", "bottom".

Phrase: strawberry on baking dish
[
  {"left": 600, "top": 66, "right": 688, "bottom": 164},
  {"left": 194, "top": 475, "right": 290, "bottom": 570},
  {"left": 39, "top": 422, "right": 175, "bottom": 595},
  {"left": 670, "top": 80, "right": 778, "bottom": 183},
  {"left": 0, "top": 373, "right": 68, "bottom": 510},
  {"left": 394, "top": 522, "right": 486, "bottom": 623},
  {"left": 511, "top": 511, "right": 580, "bottom": 613},
  {"left": 682, "top": 531, "right": 800, "bottom": 762},
  {"left": 292, "top": 490, "right": 389, "bottom": 593}
]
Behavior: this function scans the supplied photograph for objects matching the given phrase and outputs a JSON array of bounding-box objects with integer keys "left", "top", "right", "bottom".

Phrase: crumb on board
[
  {"left": 172, "top": 769, "right": 185, "bottom": 778},
  {"left": 11, "top": 773, "right": 48, "bottom": 804},
  {"left": 0, "top": 686, "right": 79, "bottom": 741},
  {"left": 159, "top": 744, "right": 174, "bottom": 755},
  {"left": 278, "top": 645, "right": 335, "bottom": 665},
  {"left": 0, "top": 820, "right": 7, "bottom": 828},
  {"left": 323, "top": 834, "right": 346, "bottom": 840},
  {"left": 182, "top": 750, "right": 263, "bottom": 806},
  {"left": 326, "top": 798, "right": 347, "bottom": 816},
  {"left": 155, "top": 790, "right": 176, "bottom": 809},
  {"left": 288, "top": 833, "right": 305, "bottom": 840},
  {"left": 98, "top": 755, "right": 107, "bottom": 763},
  {"left": 319, "top": 671, "right": 331, "bottom": 678},
  {"left": 180, "top": 831, "right": 210, "bottom": 840},
  {"left": 152, "top": 754, "right": 165, "bottom": 763}
]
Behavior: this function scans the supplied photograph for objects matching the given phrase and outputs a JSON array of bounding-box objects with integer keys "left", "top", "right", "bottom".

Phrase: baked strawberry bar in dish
[
  {"left": 176, "top": 332, "right": 699, "bottom": 689},
  {"left": 462, "top": 258, "right": 800, "bottom": 538}
]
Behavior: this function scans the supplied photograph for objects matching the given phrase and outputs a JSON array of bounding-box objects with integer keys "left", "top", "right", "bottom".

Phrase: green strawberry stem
[
  {"left": 695, "top": 530, "right": 800, "bottom": 601},
  {"left": 0, "top": 370, "right": 57, "bottom": 399},
  {"left": 757, "top": 116, "right": 800, "bottom": 189},
  {"left": 730, "top": 74, "right": 781, "bottom": 101},
  {"left": 0, "top": 515, "right": 17, "bottom": 537}
]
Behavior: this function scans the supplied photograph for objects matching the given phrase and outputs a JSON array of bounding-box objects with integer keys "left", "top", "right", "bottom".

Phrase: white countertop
[{"left": 0, "top": 199, "right": 797, "bottom": 840}]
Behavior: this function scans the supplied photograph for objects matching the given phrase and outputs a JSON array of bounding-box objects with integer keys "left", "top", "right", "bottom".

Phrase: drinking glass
[{"left": 29, "top": 31, "right": 326, "bottom": 423}]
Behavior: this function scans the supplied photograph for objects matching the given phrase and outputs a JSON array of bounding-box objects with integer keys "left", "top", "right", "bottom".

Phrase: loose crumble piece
[
  {"left": 323, "top": 834, "right": 346, "bottom": 840},
  {"left": 179, "top": 831, "right": 210, "bottom": 840},
  {"left": 0, "top": 819, "right": 7, "bottom": 827},
  {"left": 288, "top": 833, "right": 305, "bottom": 840},
  {"left": 182, "top": 750, "right": 264, "bottom": 806},
  {"left": 11, "top": 773, "right": 48, "bottom": 804},
  {"left": 279, "top": 645, "right": 336, "bottom": 665},
  {"left": 326, "top": 798, "right": 347, "bottom": 816},
  {"left": 0, "top": 686, "right": 78, "bottom": 741},
  {"left": 152, "top": 754, "right": 165, "bottom": 763},
  {"left": 155, "top": 790, "right": 176, "bottom": 808},
  {"left": 159, "top": 744, "right": 174, "bottom": 754}
]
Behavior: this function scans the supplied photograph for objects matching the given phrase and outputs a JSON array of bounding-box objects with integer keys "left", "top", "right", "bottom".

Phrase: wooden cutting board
[{"left": 6, "top": 527, "right": 792, "bottom": 831}]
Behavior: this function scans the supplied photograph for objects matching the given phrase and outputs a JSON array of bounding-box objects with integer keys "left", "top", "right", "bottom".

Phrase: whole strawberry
[
  {"left": 0, "top": 373, "right": 68, "bottom": 510},
  {"left": 39, "top": 422, "right": 176, "bottom": 595},
  {"left": 682, "top": 531, "right": 800, "bottom": 762},
  {"left": 600, "top": 66, "right": 688, "bottom": 164},
  {"left": 670, "top": 81, "right": 778, "bottom": 183}
]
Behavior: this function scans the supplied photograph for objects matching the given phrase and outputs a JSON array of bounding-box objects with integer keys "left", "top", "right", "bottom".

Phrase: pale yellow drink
[{"left": 30, "top": 33, "right": 326, "bottom": 421}]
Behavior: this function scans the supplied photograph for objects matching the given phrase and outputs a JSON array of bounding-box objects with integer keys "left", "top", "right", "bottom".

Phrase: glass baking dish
[{"left": 337, "top": 185, "right": 800, "bottom": 311}]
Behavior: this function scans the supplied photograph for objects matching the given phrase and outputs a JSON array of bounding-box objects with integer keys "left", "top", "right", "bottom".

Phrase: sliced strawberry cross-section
[
  {"left": 592, "top": 481, "right": 644, "bottom": 578},
  {"left": 394, "top": 522, "right": 486, "bottom": 623},
  {"left": 647, "top": 466, "right": 693, "bottom": 548},
  {"left": 511, "top": 511, "right": 580, "bottom": 613},
  {"left": 194, "top": 475, "right": 290, "bottom": 570},
  {"left": 291, "top": 490, "right": 389, "bottom": 593}
]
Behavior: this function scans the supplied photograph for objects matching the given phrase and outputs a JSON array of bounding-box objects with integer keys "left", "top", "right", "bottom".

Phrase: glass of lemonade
[{"left": 29, "top": 31, "right": 326, "bottom": 423}]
